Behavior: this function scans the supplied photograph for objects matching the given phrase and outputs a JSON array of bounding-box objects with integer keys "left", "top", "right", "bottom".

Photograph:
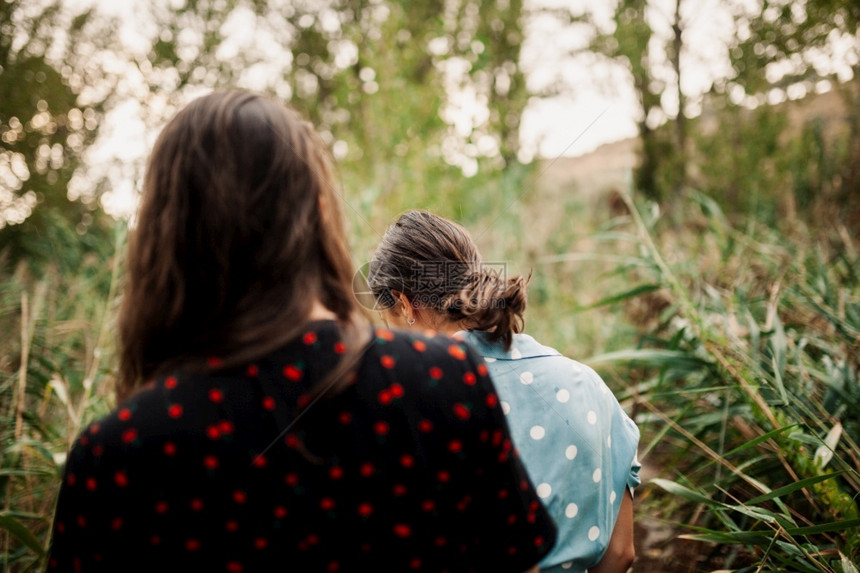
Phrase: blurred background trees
[
  {"left": 0, "top": 0, "right": 119, "bottom": 273},
  {"left": 3, "top": 0, "right": 857, "bottom": 248},
  {"left": 1, "top": 0, "right": 858, "bottom": 570},
  {"left": 584, "top": 0, "right": 859, "bottom": 220}
]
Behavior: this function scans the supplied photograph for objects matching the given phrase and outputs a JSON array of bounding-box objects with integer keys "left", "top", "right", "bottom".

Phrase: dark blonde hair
[
  {"left": 367, "top": 210, "right": 527, "bottom": 349},
  {"left": 117, "top": 90, "right": 367, "bottom": 402}
]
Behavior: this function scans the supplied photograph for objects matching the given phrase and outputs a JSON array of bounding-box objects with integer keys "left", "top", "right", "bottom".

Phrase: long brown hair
[
  {"left": 367, "top": 210, "right": 527, "bottom": 349},
  {"left": 117, "top": 90, "right": 368, "bottom": 402}
]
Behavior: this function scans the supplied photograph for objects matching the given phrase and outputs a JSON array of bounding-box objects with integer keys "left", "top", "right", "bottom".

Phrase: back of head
[
  {"left": 118, "top": 90, "right": 364, "bottom": 400},
  {"left": 368, "top": 210, "right": 527, "bottom": 348}
]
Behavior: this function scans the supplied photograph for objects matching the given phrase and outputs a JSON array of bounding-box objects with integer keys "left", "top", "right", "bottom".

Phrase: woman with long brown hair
[
  {"left": 368, "top": 210, "right": 641, "bottom": 573},
  {"left": 47, "top": 91, "right": 556, "bottom": 571}
]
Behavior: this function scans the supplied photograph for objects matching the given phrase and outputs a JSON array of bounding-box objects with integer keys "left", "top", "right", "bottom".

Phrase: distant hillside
[
  {"left": 534, "top": 87, "right": 850, "bottom": 201},
  {"left": 535, "top": 137, "right": 637, "bottom": 200}
]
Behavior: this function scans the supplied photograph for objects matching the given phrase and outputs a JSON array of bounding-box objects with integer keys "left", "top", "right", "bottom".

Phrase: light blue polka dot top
[{"left": 457, "top": 330, "right": 641, "bottom": 573}]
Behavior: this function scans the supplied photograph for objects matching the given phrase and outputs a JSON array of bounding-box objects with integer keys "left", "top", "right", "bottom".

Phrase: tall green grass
[
  {"left": 0, "top": 225, "right": 124, "bottom": 570},
  {"left": 585, "top": 190, "right": 860, "bottom": 571},
  {"left": 2, "top": 171, "right": 857, "bottom": 572}
]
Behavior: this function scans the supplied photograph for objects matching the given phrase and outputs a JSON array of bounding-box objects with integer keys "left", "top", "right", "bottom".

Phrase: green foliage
[
  {"left": 693, "top": 104, "right": 792, "bottom": 221},
  {"left": 721, "top": 0, "right": 858, "bottom": 97},
  {"left": 700, "top": 0, "right": 860, "bottom": 225},
  {"left": 590, "top": 190, "right": 860, "bottom": 570},
  {"left": 582, "top": 0, "right": 859, "bottom": 221},
  {"left": 0, "top": 0, "right": 119, "bottom": 270},
  {"left": 588, "top": 0, "right": 677, "bottom": 201},
  {"left": 0, "top": 222, "right": 123, "bottom": 568},
  {"left": 789, "top": 114, "right": 858, "bottom": 224}
]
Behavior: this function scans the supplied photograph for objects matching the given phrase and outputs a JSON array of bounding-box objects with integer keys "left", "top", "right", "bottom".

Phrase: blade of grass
[
  {"left": 573, "top": 284, "right": 661, "bottom": 312},
  {"left": 650, "top": 478, "right": 721, "bottom": 506},
  {"left": 0, "top": 514, "right": 44, "bottom": 557},
  {"left": 786, "top": 518, "right": 860, "bottom": 536},
  {"left": 722, "top": 424, "right": 799, "bottom": 458}
]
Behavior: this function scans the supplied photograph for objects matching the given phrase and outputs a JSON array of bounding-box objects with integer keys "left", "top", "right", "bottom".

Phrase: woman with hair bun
[
  {"left": 47, "top": 92, "right": 556, "bottom": 572},
  {"left": 368, "top": 210, "right": 641, "bottom": 573}
]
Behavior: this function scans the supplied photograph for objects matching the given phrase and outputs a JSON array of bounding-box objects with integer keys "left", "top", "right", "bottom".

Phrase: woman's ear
[
  {"left": 389, "top": 290, "right": 408, "bottom": 308},
  {"left": 394, "top": 291, "right": 410, "bottom": 309},
  {"left": 393, "top": 291, "right": 416, "bottom": 322}
]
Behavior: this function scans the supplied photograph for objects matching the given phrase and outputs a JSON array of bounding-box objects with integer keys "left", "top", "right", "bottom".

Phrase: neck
[
  {"left": 436, "top": 321, "right": 462, "bottom": 336},
  {"left": 419, "top": 312, "right": 462, "bottom": 337}
]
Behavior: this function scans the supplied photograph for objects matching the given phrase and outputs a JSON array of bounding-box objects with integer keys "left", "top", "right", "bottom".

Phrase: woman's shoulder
[
  {"left": 458, "top": 330, "right": 562, "bottom": 361},
  {"left": 461, "top": 330, "right": 613, "bottom": 394},
  {"left": 366, "top": 326, "right": 477, "bottom": 365},
  {"left": 73, "top": 373, "right": 202, "bottom": 441},
  {"left": 356, "top": 326, "right": 490, "bottom": 397}
]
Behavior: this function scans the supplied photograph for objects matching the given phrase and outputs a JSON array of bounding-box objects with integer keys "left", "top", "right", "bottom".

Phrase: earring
[{"left": 407, "top": 317, "right": 416, "bottom": 326}]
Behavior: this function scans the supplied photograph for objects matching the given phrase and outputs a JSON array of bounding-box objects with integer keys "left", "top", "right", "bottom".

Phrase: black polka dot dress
[{"left": 47, "top": 321, "right": 556, "bottom": 571}]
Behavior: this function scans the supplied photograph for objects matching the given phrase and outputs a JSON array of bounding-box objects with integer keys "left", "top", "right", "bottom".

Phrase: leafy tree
[
  {"left": 578, "top": 0, "right": 858, "bottom": 220},
  {"left": 0, "top": 0, "right": 119, "bottom": 273},
  {"left": 716, "top": 0, "right": 860, "bottom": 223},
  {"left": 587, "top": 0, "right": 683, "bottom": 201},
  {"left": 59, "top": 0, "right": 532, "bottom": 245}
]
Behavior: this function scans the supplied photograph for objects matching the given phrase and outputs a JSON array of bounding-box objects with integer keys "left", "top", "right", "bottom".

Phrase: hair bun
[{"left": 443, "top": 270, "right": 528, "bottom": 348}]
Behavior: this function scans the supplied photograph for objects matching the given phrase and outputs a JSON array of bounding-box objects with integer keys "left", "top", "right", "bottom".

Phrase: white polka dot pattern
[{"left": 455, "top": 330, "right": 642, "bottom": 570}]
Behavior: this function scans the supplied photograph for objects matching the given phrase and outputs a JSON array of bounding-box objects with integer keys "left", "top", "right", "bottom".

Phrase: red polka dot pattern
[
  {"left": 448, "top": 344, "right": 467, "bottom": 360},
  {"left": 47, "top": 321, "right": 556, "bottom": 571},
  {"left": 283, "top": 365, "right": 303, "bottom": 381}
]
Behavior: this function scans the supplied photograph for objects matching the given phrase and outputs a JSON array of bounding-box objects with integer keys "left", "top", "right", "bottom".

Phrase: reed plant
[
  {"left": 0, "top": 223, "right": 124, "bottom": 570},
  {"left": 584, "top": 190, "right": 860, "bottom": 572}
]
